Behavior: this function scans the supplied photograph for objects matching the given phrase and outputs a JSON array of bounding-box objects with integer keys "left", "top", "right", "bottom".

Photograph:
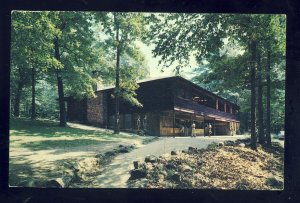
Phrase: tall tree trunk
[
  {"left": 250, "top": 41, "right": 257, "bottom": 150},
  {"left": 54, "top": 37, "right": 66, "bottom": 127},
  {"left": 266, "top": 48, "right": 271, "bottom": 146},
  {"left": 114, "top": 14, "right": 120, "bottom": 134},
  {"left": 257, "top": 51, "right": 264, "bottom": 145},
  {"left": 31, "top": 66, "right": 36, "bottom": 119},
  {"left": 13, "top": 81, "right": 23, "bottom": 117}
]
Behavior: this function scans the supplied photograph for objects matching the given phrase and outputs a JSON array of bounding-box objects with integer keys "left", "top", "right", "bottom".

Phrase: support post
[
  {"left": 173, "top": 110, "right": 175, "bottom": 137},
  {"left": 214, "top": 119, "right": 216, "bottom": 136},
  {"left": 216, "top": 99, "right": 219, "bottom": 110}
]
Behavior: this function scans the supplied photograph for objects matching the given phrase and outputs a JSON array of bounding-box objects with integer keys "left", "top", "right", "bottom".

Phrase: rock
[
  {"left": 180, "top": 165, "right": 192, "bottom": 172},
  {"left": 158, "top": 174, "right": 165, "bottom": 182},
  {"left": 95, "top": 153, "right": 104, "bottom": 159},
  {"left": 119, "top": 144, "right": 124, "bottom": 148},
  {"left": 145, "top": 163, "right": 154, "bottom": 170},
  {"left": 188, "top": 146, "right": 197, "bottom": 151},
  {"left": 160, "top": 170, "right": 168, "bottom": 177},
  {"left": 224, "top": 140, "right": 235, "bottom": 146},
  {"left": 175, "top": 160, "right": 182, "bottom": 165},
  {"left": 145, "top": 155, "right": 158, "bottom": 164},
  {"left": 105, "top": 151, "right": 116, "bottom": 157},
  {"left": 118, "top": 147, "right": 129, "bottom": 153},
  {"left": 197, "top": 161, "right": 203, "bottom": 167},
  {"left": 171, "top": 151, "right": 177, "bottom": 155},
  {"left": 218, "top": 142, "right": 224, "bottom": 147},
  {"left": 181, "top": 150, "right": 187, "bottom": 153},
  {"left": 133, "top": 161, "right": 139, "bottom": 169},
  {"left": 170, "top": 173, "right": 181, "bottom": 182},
  {"left": 165, "top": 163, "right": 177, "bottom": 170},
  {"left": 156, "top": 163, "right": 164, "bottom": 170},
  {"left": 45, "top": 179, "right": 64, "bottom": 188},
  {"left": 137, "top": 178, "right": 149, "bottom": 187},
  {"left": 197, "top": 149, "right": 206, "bottom": 153},
  {"left": 238, "top": 143, "right": 246, "bottom": 147},
  {"left": 129, "top": 169, "right": 147, "bottom": 180},
  {"left": 129, "top": 145, "right": 135, "bottom": 149}
]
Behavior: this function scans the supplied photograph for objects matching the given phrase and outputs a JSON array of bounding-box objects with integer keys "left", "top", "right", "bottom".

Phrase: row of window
[{"left": 176, "top": 87, "right": 237, "bottom": 114}]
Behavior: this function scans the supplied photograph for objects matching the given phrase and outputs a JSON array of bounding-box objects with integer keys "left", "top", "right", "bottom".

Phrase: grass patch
[
  {"left": 10, "top": 117, "right": 111, "bottom": 138},
  {"left": 21, "top": 139, "right": 107, "bottom": 151}
]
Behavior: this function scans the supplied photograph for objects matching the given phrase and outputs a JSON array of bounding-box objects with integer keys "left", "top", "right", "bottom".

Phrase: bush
[
  {"left": 265, "top": 177, "right": 283, "bottom": 189},
  {"left": 207, "top": 142, "right": 219, "bottom": 150}
]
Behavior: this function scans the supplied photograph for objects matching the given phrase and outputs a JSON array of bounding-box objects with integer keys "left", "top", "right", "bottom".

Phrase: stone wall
[{"left": 87, "top": 91, "right": 107, "bottom": 127}]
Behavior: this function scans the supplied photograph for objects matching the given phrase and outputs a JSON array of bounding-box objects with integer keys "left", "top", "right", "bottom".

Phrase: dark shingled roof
[{"left": 97, "top": 75, "right": 239, "bottom": 108}]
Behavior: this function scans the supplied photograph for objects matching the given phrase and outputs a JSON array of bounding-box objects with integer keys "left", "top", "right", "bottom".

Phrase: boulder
[
  {"left": 175, "top": 160, "right": 182, "bottom": 165},
  {"left": 145, "top": 163, "right": 154, "bottom": 170},
  {"left": 165, "top": 163, "right": 177, "bottom": 170},
  {"left": 105, "top": 151, "right": 116, "bottom": 157},
  {"left": 133, "top": 161, "right": 139, "bottom": 169},
  {"left": 129, "top": 169, "right": 147, "bottom": 180},
  {"left": 160, "top": 170, "right": 168, "bottom": 177},
  {"left": 170, "top": 173, "right": 181, "bottom": 182},
  {"left": 145, "top": 155, "right": 158, "bottom": 164},
  {"left": 171, "top": 151, "right": 177, "bottom": 155},
  {"left": 188, "top": 146, "right": 197, "bottom": 151},
  {"left": 238, "top": 143, "right": 246, "bottom": 148},
  {"left": 180, "top": 165, "right": 192, "bottom": 172},
  {"left": 155, "top": 163, "right": 164, "bottom": 170},
  {"left": 95, "top": 153, "right": 104, "bottom": 159},
  {"left": 218, "top": 142, "right": 224, "bottom": 147},
  {"left": 119, "top": 144, "right": 124, "bottom": 148},
  {"left": 118, "top": 147, "right": 130, "bottom": 153},
  {"left": 224, "top": 140, "right": 235, "bottom": 146},
  {"left": 197, "top": 161, "right": 203, "bottom": 167},
  {"left": 197, "top": 149, "right": 206, "bottom": 154},
  {"left": 45, "top": 179, "right": 64, "bottom": 188}
]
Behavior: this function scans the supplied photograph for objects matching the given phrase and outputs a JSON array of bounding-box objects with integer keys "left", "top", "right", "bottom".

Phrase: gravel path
[{"left": 90, "top": 135, "right": 249, "bottom": 188}]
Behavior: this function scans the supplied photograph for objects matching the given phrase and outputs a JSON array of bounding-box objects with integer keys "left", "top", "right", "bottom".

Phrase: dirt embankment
[{"left": 127, "top": 139, "right": 284, "bottom": 189}]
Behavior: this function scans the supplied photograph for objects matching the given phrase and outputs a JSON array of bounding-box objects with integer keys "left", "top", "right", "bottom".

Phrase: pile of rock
[{"left": 128, "top": 138, "right": 254, "bottom": 189}]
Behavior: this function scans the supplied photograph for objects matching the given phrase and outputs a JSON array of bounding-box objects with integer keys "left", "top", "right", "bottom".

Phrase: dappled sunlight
[{"left": 9, "top": 117, "right": 157, "bottom": 187}]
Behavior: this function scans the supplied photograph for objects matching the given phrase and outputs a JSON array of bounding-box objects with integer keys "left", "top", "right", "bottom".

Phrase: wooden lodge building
[{"left": 65, "top": 76, "right": 240, "bottom": 136}]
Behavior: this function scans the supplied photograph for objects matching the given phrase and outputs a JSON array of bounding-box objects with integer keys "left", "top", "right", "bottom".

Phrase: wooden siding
[{"left": 174, "top": 97, "right": 238, "bottom": 122}]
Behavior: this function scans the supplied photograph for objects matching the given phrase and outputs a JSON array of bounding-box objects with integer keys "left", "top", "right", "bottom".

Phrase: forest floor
[
  {"left": 9, "top": 118, "right": 284, "bottom": 189},
  {"left": 9, "top": 117, "right": 157, "bottom": 187},
  {"left": 127, "top": 139, "right": 284, "bottom": 190}
]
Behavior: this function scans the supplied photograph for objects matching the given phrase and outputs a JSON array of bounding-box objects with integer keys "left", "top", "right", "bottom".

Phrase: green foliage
[
  {"left": 49, "top": 11, "right": 99, "bottom": 98},
  {"left": 35, "top": 80, "right": 59, "bottom": 119},
  {"left": 147, "top": 13, "right": 285, "bottom": 134},
  {"left": 95, "top": 12, "right": 149, "bottom": 107},
  {"left": 207, "top": 142, "right": 219, "bottom": 150},
  {"left": 10, "top": 11, "right": 103, "bottom": 119}
]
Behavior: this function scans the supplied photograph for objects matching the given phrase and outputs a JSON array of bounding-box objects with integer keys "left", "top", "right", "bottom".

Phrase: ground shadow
[{"left": 20, "top": 139, "right": 112, "bottom": 151}]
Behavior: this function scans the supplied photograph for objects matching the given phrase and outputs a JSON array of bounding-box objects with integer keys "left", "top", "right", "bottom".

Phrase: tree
[
  {"left": 147, "top": 13, "right": 285, "bottom": 149},
  {"left": 11, "top": 11, "right": 100, "bottom": 126},
  {"left": 96, "top": 12, "right": 147, "bottom": 134},
  {"left": 47, "top": 11, "right": 98, "bottom": 127},
  {"left": 11, "top": 11, "right": 57, "bottom": 119}
]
